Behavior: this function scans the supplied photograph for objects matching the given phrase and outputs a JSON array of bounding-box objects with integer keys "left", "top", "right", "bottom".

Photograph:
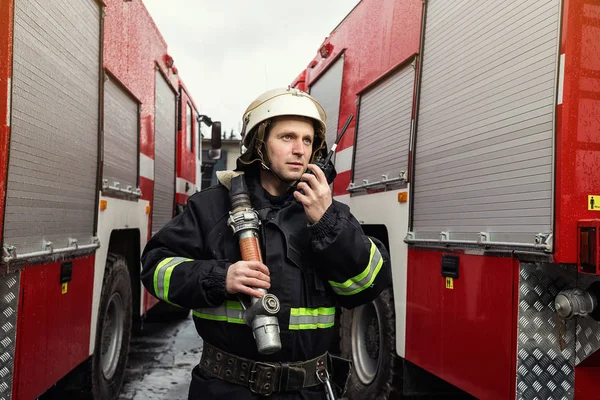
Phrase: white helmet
[{"left": 237, "top": 88, "right": 328, "bottom": 169}]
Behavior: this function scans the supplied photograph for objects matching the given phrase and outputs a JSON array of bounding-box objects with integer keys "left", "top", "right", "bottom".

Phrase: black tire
[
  {"left": 90, "top": 254, "right": 132, "bottom": 399},
  {"left": 340, "top": 287, "right": 402, "bottom": 400}
]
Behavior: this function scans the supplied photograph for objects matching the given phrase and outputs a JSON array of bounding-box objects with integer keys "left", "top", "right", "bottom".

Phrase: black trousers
[{"left": 188, "top": 365, "right": 327, "bottom": 400}]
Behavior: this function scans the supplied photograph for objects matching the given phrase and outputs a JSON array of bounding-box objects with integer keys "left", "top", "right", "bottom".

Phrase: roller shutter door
[
  {"left": 412, "top": 0, "right": 560, "bottom": 245},
  {"left": 5, "top": 0, "right": 101, "bottom": 255},
  {"left": 103, "top": 75, "right": 139, "bottom": 192},
  {"left": 353, "top": 65, "right": 414, "bottom": 185},
  {"left": 152, "top": 71, "right": 176, "bottom": 234}
]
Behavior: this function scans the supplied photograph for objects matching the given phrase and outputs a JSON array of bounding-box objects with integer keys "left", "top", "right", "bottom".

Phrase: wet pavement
[{"left": 119, "top": 315, "right": 201, "bottom": 400}]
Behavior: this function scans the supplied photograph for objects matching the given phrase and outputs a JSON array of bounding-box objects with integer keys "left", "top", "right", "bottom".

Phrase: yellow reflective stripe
[
  {"left": 153, "top": 257, "right": 172, "bottom": 297},
  {"left": 224, "top": 300, "right": 243, "bottom": 310},
  {"left": 192, "top": 312, "right": 245, "bottom": 324},
  {"left": 328, "top": 239, "right": 383, "bottom": 296},
  {"left": 153, "top": 257, "right": 193, "bottom": 301},
  {"left": 289, "top": 322, "right": 335, "bottom": 330},
  {"left": 193, "top": 301, "right": 245, "bottom": 324},
  {"left": 289, "top": 307, "right": 335, "bottom": 330},
  {"left": 328, "top": 242, "right": 376, "bottom": 289},
  {"left": 164, "top": 264, "right": 176, "bottom": 301}
]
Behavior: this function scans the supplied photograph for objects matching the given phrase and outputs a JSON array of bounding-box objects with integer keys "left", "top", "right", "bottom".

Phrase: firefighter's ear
[{"left": 312, "top": 144, "right": 327, "bottom": 163}]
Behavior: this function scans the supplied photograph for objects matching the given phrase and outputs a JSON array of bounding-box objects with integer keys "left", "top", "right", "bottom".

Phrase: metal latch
[
  {"left": 478, "top": 232, "right": 490, "bottom": 245},
  {"left": 535, "top": 233, "right": 553, "bottom": 252},
  {"left": 2, "top": 245, "right": 16, "bottom": 263}
]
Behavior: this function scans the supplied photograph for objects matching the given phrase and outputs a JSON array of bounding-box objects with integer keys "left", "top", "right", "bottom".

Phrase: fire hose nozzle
[
  {"left": 243, "top": 293, "right": 281, "bottom": 322},
  {"left": 228, "top": 174, "right": 282, "bottom": 354},
  {"left": 243, "top": 293, "right": 282, "bottom": 354}
]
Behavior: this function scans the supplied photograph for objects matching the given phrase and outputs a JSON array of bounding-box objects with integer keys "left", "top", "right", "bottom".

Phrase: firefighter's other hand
[
  {"left": 225, "top": 261, "right": 271, "bottom": 298},
  {"left": 294, "top": 164, "right": 333, "bottom": 224}
]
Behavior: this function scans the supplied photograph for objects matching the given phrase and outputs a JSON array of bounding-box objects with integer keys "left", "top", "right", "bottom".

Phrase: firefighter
[{"left": 141, "top": 87, "right": 391, "bottom": 399}]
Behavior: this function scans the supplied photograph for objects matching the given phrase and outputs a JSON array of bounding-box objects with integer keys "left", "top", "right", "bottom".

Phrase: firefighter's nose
[{"left": 292, "top": 140, "right": 305, "bottom": 155}]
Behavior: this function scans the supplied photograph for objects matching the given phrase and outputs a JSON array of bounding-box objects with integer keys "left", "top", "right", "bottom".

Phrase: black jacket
[{"left": 141, "top": 168, "right": 391, "bottom": 362}]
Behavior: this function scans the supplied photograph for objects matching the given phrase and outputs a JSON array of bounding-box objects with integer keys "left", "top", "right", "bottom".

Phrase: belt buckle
[{"left": 248, "top": 361, "right": 278, "bottom": 396}]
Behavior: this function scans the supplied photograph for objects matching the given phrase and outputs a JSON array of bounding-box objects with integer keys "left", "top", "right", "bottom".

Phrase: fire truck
[
  {"left": 0, "top": 0, "right": 220, "bottom": 398},
  {"left": 292, "top": 0, "right": 600, "bottom": 398}
]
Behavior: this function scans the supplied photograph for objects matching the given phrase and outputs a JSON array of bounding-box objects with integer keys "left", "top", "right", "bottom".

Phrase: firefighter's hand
[
  {"left": 294, "top": 164, "right": 333, "bottom": 224},
  {"left": 225, "top": 260, "right": 271, "bottom": 298}
]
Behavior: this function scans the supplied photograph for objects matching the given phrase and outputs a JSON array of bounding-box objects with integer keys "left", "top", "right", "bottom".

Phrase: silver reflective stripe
[
  {"left": 153, "top": 257, "right": 192, "bottom": 301},
  {"left": 193, "top": 301, "right": 245, "bottom": 324},
  {"left": 289, "top": 307, "right": 335, "bottom": 330},
  {"left": 328, "top": 239, "right": 383, "bottom": 296}
]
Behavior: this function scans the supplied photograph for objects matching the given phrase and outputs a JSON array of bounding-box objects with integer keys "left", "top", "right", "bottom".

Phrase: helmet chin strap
[{"left": 260, "top": 161, "right": 300, "bottom": 189}]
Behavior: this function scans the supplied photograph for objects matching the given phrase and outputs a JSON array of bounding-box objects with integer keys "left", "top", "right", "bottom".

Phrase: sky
[{"left": 142, "top": 0, "right": 360, "bottom": 139}]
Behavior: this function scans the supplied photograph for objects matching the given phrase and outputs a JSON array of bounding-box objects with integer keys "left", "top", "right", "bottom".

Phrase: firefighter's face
[{"left": 264, "top": 116, "right": 314, "bottom": 182}]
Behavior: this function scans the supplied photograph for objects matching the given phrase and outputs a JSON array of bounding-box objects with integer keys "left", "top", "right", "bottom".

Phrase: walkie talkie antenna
[{"left": 321, "top": 114, "right": 354, "bottom": 165}]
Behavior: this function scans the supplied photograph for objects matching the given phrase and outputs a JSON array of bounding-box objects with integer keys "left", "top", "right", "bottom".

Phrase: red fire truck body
[
  {"left": 177, "top": 83, "right": 202, "bottom": 208},
  {"left": 293, "top": 0, "right": 600, "bottom": 399},
  {"left": 0, "top": 0, "right": 212, "bottom": 398}
]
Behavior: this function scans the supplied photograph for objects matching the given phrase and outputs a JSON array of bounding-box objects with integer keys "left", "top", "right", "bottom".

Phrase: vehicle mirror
[
  {"left": 208, "top": 148, "right": 222, "bottom": 160},
  {"left": 211, "top": 121, "right": 222, "bottom": 151}
]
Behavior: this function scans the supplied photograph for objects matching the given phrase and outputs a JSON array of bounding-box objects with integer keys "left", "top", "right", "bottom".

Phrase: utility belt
[{"left": 199, "top": 342, "right": 329, "bottom": 396}]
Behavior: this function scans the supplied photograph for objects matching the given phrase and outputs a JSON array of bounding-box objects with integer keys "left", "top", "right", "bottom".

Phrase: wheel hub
[
  {"left": 351, "top": 302, "right": 382, "bottom": 385},
  {"left": 365, "top": 316, "right": 380, "bottom": 359},
  {"left": 101, "top": 292, "right": 124, "bottom": 380}
]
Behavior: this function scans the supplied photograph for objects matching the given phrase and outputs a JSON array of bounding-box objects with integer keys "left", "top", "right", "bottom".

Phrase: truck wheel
[
  {"left": 340, "top": 287, "right": 401, "bottom": 399},
  {"left": 91, "top": 254, "right": 132, "bottom": 399}
]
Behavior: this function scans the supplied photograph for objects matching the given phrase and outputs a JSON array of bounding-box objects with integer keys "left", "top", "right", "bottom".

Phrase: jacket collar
[{"left": 244, "top": 166, "right": 296, "bottom": 212}]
